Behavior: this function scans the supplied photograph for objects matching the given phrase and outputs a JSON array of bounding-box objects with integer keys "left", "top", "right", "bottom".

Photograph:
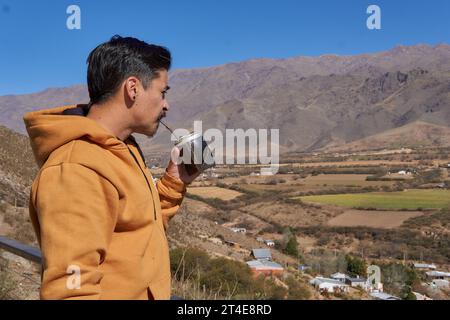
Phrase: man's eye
[{"left": 162, "top": 91, "right": 167, "bottom": 99}]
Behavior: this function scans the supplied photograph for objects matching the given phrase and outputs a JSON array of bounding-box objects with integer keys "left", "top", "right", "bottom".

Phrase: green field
[{"left": 296, "top": 189, "right": 450, "bottom": 210}]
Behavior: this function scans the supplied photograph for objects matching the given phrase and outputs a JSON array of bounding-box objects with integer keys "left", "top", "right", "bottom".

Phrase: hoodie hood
[{"left": 24, "top": 105, "right": 127, "bottom": 168}]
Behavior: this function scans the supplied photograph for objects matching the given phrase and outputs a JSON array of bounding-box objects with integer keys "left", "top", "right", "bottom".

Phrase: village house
[
  {"left": 224, "top": 240, "right": 240, "bottom": 250},
  {"left": 425, "top": 270, "right": 450, "bottom": 289},
  {"left": 252, "top": 248, "right": 272, "bottom": 261},
  {"left": 246, "top": 248, "right": 284, "bottom": 277},
  {"left": 431, "top": 279, "right": 450, "bottom": 289},
  {"left": 413, "top": 263, "right": 437, "bottom": 271},
  {"left": 370, "top": 292, "right": 400, "bottom": 300},
  {"left": 309, "top": 277, "right": 349, "bottom": 293},
  {"left": 298, "top": 265, "right": 311, "bottom": 272},
  {"left": 230, "top": 227, "right": 247, "bottom": 234},
  {"left": 425, "top": 270, "right": 450, "bottom": 280},
  {"left": 330, "top": 272, "right": 368, "bottom": 289},
  {"left": 345, "top": 276, "right": 368, "bottom": 289},
  {"left": 246, "top": 259, "right": 284, "bottom": 277},
  {"left": 330, "top": 272, "right": 347, "bottom": 283}
]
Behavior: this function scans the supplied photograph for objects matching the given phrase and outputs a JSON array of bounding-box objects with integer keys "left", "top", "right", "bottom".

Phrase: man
[{"left": 23, "top": 35, "right": 199, "bottom": 299}]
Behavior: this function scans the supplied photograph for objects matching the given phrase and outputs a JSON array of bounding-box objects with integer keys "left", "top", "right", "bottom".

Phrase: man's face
[{"left": 132, "top": 70, "right": 170, "bottom": 137}]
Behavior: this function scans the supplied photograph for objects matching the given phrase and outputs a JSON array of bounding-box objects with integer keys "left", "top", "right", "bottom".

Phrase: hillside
[{"left": 0, "top": 44, "right": 449, "bottom": 157}]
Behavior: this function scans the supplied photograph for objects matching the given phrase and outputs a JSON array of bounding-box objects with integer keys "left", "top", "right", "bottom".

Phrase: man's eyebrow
[{"left": 163, "top": 86, "right": 171, "bottom": 91}]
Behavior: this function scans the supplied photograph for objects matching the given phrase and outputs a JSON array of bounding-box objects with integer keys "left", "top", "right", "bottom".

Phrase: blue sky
[{"left": 0, "top": 0, "right": 449, "bottom": 95}]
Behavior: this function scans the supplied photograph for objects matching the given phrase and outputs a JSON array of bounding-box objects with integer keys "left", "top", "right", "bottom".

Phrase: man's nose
[{"left": 163, "top": 100, "right": 170, "bottom": 111}]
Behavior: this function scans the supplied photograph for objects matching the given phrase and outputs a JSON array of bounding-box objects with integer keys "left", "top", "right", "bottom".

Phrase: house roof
[
  {"left": 252, "top": 248, "right": 272, "bottom": 260},
  {"left": 347, "top": 277, "right": 367, "bottom": 282},
  {"left": 370, "top": 292, "right": 401, "bottom": 300},
  {"left": 414, "top": 263, "right": 437, "bottom": 269},
  {"left": 246, "top": 260, "right": 283, "bottom": 270},
  {"left": 330, "top": 273, "right": 366, "bottom": 282},
  {"left": 310, "top": 277, "right": 349, "bottom": 286},
  {"left": 426, "top": 271, "right": 450, "bottom": 277},
  {"left": 330, "top": 272, "right": 347, "bottom": 279}
]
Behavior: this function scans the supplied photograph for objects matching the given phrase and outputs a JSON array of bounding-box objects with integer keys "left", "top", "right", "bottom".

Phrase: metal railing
[
  {"left": 0, "top": 236, "right": 42, "bottom": 264},
  {"left": 0, "top": 236, "right": 182, "bottom": 300}
]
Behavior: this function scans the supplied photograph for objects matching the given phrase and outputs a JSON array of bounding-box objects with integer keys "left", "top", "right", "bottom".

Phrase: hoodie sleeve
[
  {"left": 155, "top": 171, "right": 186, "bottom": 230},
  {"left": 34, "top": 163, "right": 119, "bottom": 300}
]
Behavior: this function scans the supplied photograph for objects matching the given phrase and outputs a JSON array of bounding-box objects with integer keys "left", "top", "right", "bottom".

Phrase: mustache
[{"left": 158, "top": 112, "right": 166, "bottom": 120}]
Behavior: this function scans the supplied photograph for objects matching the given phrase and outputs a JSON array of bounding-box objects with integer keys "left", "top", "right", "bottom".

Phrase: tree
[
  {"left": 285, "top": 236, "right": 299, "bottom": 257},
  {"left": 345, "top": 255, "right": 367, "bottom": 277},
  {"left": 402, "top": 285, "right": 417, "bottom": 300}
]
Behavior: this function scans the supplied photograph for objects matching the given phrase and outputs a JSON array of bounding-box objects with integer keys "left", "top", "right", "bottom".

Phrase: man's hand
[{"left": 165, "top": 147, "right": 201, "bottom": 185}]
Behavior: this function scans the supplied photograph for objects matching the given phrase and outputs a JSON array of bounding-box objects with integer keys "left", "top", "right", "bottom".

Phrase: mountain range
[{"left": 0, "top": 43, "right": 449, "bottom": 160}]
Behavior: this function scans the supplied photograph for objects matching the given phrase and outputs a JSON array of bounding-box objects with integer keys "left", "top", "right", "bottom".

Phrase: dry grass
[
  {"left": 187, "top": 187, "right": 243, "bottom": 201},
  {"left": 0, "top": 203, "right": 36, "bottom": 245},
  {"left": 241, "top": 201, "right": 343, "bottom": 228},
  {"left": 0, "top": 251, "right": 40, "bottom": 300}
]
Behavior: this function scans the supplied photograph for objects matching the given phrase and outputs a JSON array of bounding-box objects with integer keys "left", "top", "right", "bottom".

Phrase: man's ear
[{"left": 125, "top": 77, "right": 139, "bottom": 101}]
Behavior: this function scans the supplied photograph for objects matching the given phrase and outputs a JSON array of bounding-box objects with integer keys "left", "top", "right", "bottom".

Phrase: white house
[
  {"left": 330, "top": 272, "right": 347, "bottom": 283},
  {"left": 310, "top": 277, "right": 349, "bottom": 293},
  {"left": 346, "top": 276, "right": 368, "bottom": 289},
  {"left": 230, "top": 227, "right": 247, "bottom": 234},
  {"left": 426, "top": 271, "right": 450, "bottom": 280},
  {"left": 431, "top": 279, "right": 449, "bottom": 289},
  {"left": 370, "top": 292, "right": 400, "bottom": 300},
  {"left": 264, "top": 240, "right": 275, "bottom": 247},
  {"left": 330, "top": 273, "right": 367, "bottom": 289},
  {"left": 413, "top": 263, "right": 437, "bottom": 270}
]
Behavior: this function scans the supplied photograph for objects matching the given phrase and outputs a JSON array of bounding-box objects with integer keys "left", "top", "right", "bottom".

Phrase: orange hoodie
[{"left": 23, "top": 105, "right": 186, "bottom": 300}]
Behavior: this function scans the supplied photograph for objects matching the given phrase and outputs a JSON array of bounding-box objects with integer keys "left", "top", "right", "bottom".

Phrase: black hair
[{"left": 86, "top": 35, "right": 171, "bottom": 105}]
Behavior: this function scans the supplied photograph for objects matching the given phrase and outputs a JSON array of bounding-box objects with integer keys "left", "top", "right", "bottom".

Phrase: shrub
[
  {"left": 170, "top": 247, "right": 210, "bottom": 280},
  {"left": 0, "top": 259, "right": 16, "bottom": 300},
  {"left": 345, "top": 255, "right": 367, "bottom": 277},
  {"left": 284, "top": 236, "right": 299, "bottom": 257},
  {"left": 199, "top": 258, "right": 254, "bottom": 297},
  {"left": 285, "top": 276, "right": 311, "bottom": 300}
]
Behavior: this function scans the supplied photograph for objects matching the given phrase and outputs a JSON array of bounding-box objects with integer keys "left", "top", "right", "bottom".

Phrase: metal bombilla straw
[{"left": 159, "top": 119, "right": 180, "bottom": 142}]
